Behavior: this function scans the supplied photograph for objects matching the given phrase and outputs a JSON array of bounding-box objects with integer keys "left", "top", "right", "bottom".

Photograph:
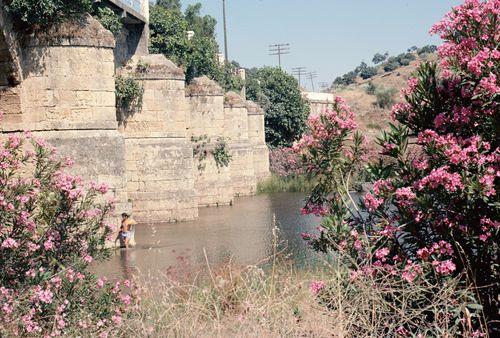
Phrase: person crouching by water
[{"left": 117, "top": 213, "right": 137, "bottom": 248}]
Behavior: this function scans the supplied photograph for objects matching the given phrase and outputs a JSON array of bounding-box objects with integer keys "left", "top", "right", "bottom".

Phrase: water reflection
[{"left": 92, "top": 193, "right": 321, "bottom": 280}]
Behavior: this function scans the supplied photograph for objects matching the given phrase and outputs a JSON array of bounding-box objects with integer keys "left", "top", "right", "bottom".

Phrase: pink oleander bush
[
  {"left": 296, "top": 0, "right": 498, "bottom": 334},
  {"left": 269, "top": 147, "right": 303, "bottom": 177},
  {"left": 0, "top": 123, "right": 137, "bottom": 336}
]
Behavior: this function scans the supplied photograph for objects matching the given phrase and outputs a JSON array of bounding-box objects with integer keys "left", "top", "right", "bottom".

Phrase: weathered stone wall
[
  {"left": 0, "top": 12, "right": 270, "bottom": 225},
  {"left": 246, "top": 101, "right": 270, "bottom": 182},
  {"left": 120, "top": 55, "right": 198, "bottom": 222},
  {"left": 186, "top": 76, "right": 233, "bottom": 207},
  {"left": 0, "top": 15, "right": 130, "bottom": 219},
  {"left": 224, "top": 92, "right": 256, "bottom": 196}
]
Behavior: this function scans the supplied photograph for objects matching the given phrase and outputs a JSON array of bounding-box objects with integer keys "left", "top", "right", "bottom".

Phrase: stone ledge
[
  {"left": 186, "top": 76, "right": 223, "bottom": 96},
  {"left": 22, "top": 15, "right": 115, "bottom": 49},
  {"left": 1, "top": 121, "right": 118, "bottom": 133},
  {"left": 224, "top": 91, "right": 246, "bottom": 108},
  {"left": 246, "top": 100, "right": 264, "bottom": 115},
  {"left": 124, "top": 54, "right": 185, "bottom": 80}
]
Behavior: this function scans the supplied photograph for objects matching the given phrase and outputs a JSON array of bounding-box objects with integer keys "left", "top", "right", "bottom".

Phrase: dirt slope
[{"left": 330, "top": 54, "right": 437, "bottom": 142}]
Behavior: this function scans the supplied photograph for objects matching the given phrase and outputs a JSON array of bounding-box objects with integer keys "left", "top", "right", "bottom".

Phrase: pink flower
[
  {"left": 364, "top": 193, "right": 383, "bottom": 212},
  {"left": 401, "top": 261, "right": 422, "bottom": 283},
  {"left": 83, "top": 254, "right": 93, "bottom": 263},
  {"left": 36, "top": 288, "right": 54, "bottom": 304},
  {"left": 1, "top": 238, "right": 19, "bottom": 249},
  {"left": 432, "top": 259, "right": 456, "bottom": 275},
  {"left": 417, "top": 166, "right": 463, "bottom": 192},
  {"left": 309, "top": 280, "right": 326, "bottom": 295},
  {"left": 111, "top": 314, "right": 122, "bottom": 325},
  {"left": 97, "top": 277, "right": 107, "bottom": 289},
  {"left": 375, "top": 247, "right": 390, "bottom": 261}
]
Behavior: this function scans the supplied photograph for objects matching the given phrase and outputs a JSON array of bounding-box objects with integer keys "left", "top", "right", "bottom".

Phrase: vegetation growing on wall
[
  {"left": 115, "top": 75, "right": 144, "bottom": 116},
  {"left": 3, "top": 0, "right": 92, "bottom": 27},
  {"left": 192, "top": 135, "right": 232, "bottom": 172},
  {"left": 246, "top": 67, "right": 310, "bottom": 148}
]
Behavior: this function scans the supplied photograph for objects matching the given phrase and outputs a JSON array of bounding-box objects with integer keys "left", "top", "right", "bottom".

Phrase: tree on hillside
[
  {"left": 246, "top": 67, "right": 310, "bottom": 147},
  {"left": 372, "top": 52, "right": 389, "bottom": 64},
  {"left": 333, "top": 71, "right": 357, "bottom": 86}
]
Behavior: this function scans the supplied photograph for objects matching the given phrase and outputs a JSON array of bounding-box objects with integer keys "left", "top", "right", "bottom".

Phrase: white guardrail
[{"left": 116, "top": 0, "right": 142, "bottom": 14}]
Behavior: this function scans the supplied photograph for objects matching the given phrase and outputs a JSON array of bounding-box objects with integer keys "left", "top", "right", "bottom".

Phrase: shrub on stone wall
[
  {"left": 3, "top": 0, "right": 92, "bottom": 27},
  {"left": 191, "top": 135, "right": 232, "bottom": 172},
  {"left": 115, "top": 75, "right": 144, "bottom": 117}
]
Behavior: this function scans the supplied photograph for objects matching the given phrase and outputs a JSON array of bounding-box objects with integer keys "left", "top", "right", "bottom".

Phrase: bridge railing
[{"left": 115, "top": 0, "right": 143, "bottom": 15}]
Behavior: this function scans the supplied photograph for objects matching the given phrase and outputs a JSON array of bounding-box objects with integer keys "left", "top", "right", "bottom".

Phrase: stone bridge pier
[{"left": 0, "top": 15, "right": 130, "bottom": 219}]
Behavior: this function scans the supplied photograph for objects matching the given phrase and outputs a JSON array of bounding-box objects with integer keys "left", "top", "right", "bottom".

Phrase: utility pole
[
  {"left": 306, "top": 71, "right": 318, "bottom": 91},
  {"left": 292, "top": 67, "right": 307, "bottom": 87},
  {"left": 319, "top": 82, "right": 330, "bottom": 91},
  {"left": 222, "top": 0, "right": 229, "bottom": 63},
  {"left": 269, "top": 43, "right": 290, "bottom": 68}
]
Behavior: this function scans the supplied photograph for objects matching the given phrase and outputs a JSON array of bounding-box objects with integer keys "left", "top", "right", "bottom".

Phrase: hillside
[{"left": 330, "top": 52, "right": 437, "bottom": 142}]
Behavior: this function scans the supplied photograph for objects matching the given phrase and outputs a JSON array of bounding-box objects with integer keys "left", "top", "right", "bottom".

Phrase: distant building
[
  {"left": 302, "top": 91, "right": 335, "bottom": 116},
  {"left": 98, "top": 0, "right": 150, "bottom": 65}
]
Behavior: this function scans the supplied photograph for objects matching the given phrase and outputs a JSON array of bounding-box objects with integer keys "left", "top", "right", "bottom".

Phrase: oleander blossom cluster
[
  {"left": 0, "top": 129, "right": 138, "bottom": 336},
  {"left": 269, "top": 147, "right": 303, "bottom": 177},
  {"left": 293, "top": 97, "right": 365, "bottom": 218},
  {"left": 299, "top": 0, "right": 498, "bottom": 333}
]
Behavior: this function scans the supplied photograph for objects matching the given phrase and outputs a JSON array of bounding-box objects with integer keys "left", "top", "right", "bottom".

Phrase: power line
[
  {"left": 269, "top": 43, "right": 290, "bottom": 68},
  {"left": 306, "top": 71, "right": 318, "bottom": 91},
  {"left": 292, "top": 67, "right": 307, "bottom": 87}
]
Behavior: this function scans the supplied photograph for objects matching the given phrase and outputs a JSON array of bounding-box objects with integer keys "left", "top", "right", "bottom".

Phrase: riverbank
[
  {"left": 257, "top": 175, "right": 315, "bottom": 193},
  {"left": 102, "top": 254, "right": 473, "bottom": 337}
]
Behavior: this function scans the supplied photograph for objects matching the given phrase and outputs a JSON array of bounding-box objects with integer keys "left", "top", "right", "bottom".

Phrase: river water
[{"left": 92, "top": 192, "right": 322, "bottom": 280}]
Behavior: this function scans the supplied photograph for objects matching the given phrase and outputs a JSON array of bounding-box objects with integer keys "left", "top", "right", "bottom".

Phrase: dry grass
[{"left": 108, "top": 233, "right": 480, "bottom": 338}]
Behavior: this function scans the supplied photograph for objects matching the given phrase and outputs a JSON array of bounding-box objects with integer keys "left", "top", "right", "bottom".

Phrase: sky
[{"left": 175, "top": 0, "right": 462, "bottom": 90}]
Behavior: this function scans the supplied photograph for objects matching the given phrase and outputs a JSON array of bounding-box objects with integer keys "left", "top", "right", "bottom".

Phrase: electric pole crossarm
[
  {"left": 292, "top": 67, "right": 307, "bottom": 87},
  {"left": 269, "top": 43, "right": 290, "bottom": 68}
]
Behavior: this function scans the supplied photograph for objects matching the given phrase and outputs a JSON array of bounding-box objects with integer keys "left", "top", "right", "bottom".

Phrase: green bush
[
  {"left": 257, "top": 175, "right": 314, "bottom": 193},
  {"left": 115, "top": 75, "right": 144, "bottom": 114},
  {"left": 212, "top": 137, "right": 232, "bottom": 170},
  {"left": 3, "top": 0, "right": 92, "bottom": 27},
  {"left": 333, "top": 71, "right": 357, "bottom": 86},
  {"left": 375, "top": 86, "right": 397, "bottom": 108},
  {"left": 246, "top": 67, "right": 310, "bottom": 147},
  {"left": 365, "top": 82, "right": 377, "bottom": 95},
  {"left": 417, "top": 44, "right": 437, "bottom": 55},
  {"left": 383, "top": 61, "right": 399, "bottom": 72},
  {"left": 94, "top": 6, "right": 122, "bottom": 35},
  {"left": 359, "top": 66, "right": 378, "bottom": 79},
  {"left": 372, "top": 52, "right": 389, "bottom": 64}
]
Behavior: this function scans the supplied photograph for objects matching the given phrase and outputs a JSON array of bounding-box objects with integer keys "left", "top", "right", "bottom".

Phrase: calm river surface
[{"left": 92, "top": 192, "right": 321, "bottom": 280}]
